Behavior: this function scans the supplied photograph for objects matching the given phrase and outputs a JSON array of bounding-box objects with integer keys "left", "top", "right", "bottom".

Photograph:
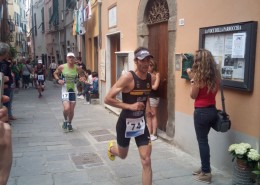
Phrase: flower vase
[{"left": 232, "top": 158, "right": 253, "bottom": 185}]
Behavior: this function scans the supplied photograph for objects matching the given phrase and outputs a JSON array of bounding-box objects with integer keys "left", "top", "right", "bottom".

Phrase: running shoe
[
  {"left": 77, "top": 95, "right": 85, "bottom": 99},
  {"left": 67, "top": 124, "right": 73, "bottom": 132},
  {"left": 108, "top": 140, "right": 115, "bottom": 161},
  {"left": 150, "top": 135, "right": 158, "bottom": 141},
  {"left": 62, "top": 121, "right": 67, "bottom": 130}
]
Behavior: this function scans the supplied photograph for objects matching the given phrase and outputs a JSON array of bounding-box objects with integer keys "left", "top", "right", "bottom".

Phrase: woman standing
[
  {"left": 147, "top": 58, "right": 160, "bottom": 141},
  {"left": 187, "top": 49, "right": 220, "bottom": 184}
]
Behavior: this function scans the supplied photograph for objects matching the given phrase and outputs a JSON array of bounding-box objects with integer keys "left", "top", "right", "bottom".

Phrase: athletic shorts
[
  {"left": 116, "top": 115, "right": 151, "bottom": 148},
  {"left": 37, "top": 80, "right": 45, "bottom": 86},
  {"left": 62, "top": 89, "right": 76, "bottom": 102},
  {"left": 149, "top": 97, "right": 160, "bottom": 107}
]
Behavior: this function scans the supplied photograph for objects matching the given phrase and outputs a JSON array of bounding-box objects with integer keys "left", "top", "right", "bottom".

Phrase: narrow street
[{"left": 7, "top": 81, "right": 231, "bottom": 185}]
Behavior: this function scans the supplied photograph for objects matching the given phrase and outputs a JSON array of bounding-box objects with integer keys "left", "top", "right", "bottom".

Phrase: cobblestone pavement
[{"left": 7, "top": 81, "right": 232, "bottom": 185}]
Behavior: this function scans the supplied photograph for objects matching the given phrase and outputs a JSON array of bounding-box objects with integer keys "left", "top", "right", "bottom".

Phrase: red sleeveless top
[{"left": 194, "top": 86, "right": 217, "bottom": 108}]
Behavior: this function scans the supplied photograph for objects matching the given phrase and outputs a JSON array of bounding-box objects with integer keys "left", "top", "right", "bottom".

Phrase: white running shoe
[
  {"left": 78, "top": 95, "right": 85, "bottom": 99},
  {"left": 150, "top": 135, "right": 158, "bottom": 141}
]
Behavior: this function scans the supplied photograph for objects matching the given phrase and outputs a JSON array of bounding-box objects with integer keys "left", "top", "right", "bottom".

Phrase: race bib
[
  {"left": 37, "top": 75, "right": 44, "bottom": 81},
  {"left": 61, "top": 91, "right": 69, "bottom": 101},
  {"left": 125, "top": 116, "right": 145, "bottom": 138}
]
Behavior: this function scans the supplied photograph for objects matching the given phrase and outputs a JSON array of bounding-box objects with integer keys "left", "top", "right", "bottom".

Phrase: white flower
[
  {"left": 228, "top": 144, "right": 238, "bottom": 152},
  {"left": 235, "top": 145, "right": 248, "bottom": 155},
  {"left": 229, "top": 142, "right": 260, "bottom": 166},
  {"left": 240, "top": 143, "right": 251, "bottom": 150},
  {"left": 248, "top": 149, "right": 260, "bottom": 161}
]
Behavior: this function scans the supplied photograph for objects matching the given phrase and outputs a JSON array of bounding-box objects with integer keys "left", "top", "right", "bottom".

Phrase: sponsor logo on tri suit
[
  {"left": 146, "top": 82, "right": 150, "bottom": 89},
  {"left": 137, "top": 97, "right": 147, "bottom": 102}
]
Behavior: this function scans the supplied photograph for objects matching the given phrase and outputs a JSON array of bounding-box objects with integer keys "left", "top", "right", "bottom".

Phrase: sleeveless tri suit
[
  {"left": 61, "top": 64, "right": 78, "bottom": 102},
  {"left": 116, "top": 71, "right": 152, "bottom": 147}
]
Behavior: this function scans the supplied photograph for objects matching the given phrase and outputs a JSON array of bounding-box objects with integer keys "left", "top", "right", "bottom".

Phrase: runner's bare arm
[
  {"left": 152, "top": 73, "right": 160, "bottom": 90},
  {"left": 104, "top": 72, "right": 145, "bottom": 111},
  {"left": 53, "top": 65, "right": 63, "bottom": 80},
  {"left": 53, "top": 65, "right": 64, "bottom": 85}
]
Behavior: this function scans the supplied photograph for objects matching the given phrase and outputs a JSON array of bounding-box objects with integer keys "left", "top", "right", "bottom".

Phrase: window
[
  {"left": 34, "top": 13, "right": 37, "bottom": 36},
  {"left": 48, "top": 7, "right": 51, "bottom": 29},
  {"left": 17, "top": 14, "right": 20, "bottom": 26},
  {"left": 108, "top": 5, "right": 117, "bottom": 28},
  {"left": 14, "top": 12, "right": 16, "bottom": 25},
  {"left": 41, "top": 8, "right": 45, "bottom": 32}
]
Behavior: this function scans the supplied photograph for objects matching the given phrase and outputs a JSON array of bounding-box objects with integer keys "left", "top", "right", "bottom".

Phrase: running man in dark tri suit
[
  {"left": 34, "top": 60, "right": 46, "bottom": 98},
  {"left": 105, "top": 47, "right": 153, "bottom": 185}
]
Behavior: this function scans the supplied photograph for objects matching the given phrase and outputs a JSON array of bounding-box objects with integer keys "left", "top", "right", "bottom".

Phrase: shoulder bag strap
[{"left": 220, "top": 80, "right": 227, "bottom": 114}]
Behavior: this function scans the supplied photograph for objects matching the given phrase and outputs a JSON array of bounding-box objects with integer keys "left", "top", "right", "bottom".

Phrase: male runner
[
  {"left": 104, "top": 47, "right": 153, "bottom": 185},
  {"left": 34, "top": 60, "right": 46, "bottom": 98},
  {"left": 53, "top": 52, "right": 85, "bottom": 132}
]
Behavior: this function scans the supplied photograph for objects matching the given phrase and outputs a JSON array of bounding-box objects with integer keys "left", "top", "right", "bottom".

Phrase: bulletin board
[{"left": 199, "top": 21, "right": 257, "bottom": 91}]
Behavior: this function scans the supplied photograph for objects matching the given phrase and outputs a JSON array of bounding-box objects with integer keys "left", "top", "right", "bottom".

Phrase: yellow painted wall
[
  {"left": 101, "top": 0, "right": 139, "bottom": 50},
  {"left": 175, "top": 0, "right": 260, "bottom": 137},
  {"left": 86, "top": 1, "right": 99, "bottom": 69}
]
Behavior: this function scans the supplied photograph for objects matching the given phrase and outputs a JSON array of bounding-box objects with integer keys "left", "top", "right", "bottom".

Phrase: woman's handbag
[{"left": 212, "top": 81, "right": 231, "bottom": 132}]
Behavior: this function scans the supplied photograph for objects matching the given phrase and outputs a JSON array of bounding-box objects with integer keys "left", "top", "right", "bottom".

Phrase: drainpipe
[
  {"left": 31, "top": 0, "right": 36, "bottom": 58},
  {"left": 98, "top": 0, "right": 102, "bottom": 48},
  {"left": 63, "top": 0, "right": 66, "bottom": 63},
  {"left": 1, "top": 1, "right": 8, "bottom": 42}
]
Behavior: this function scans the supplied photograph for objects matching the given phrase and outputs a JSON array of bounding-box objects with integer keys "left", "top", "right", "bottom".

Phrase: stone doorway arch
[{"left": 137, "top": 0, "right": 177, "bottom": 139}]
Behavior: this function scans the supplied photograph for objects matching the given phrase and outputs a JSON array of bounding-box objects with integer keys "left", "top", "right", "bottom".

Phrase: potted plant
[
  {"left": 228, "top": 143, "right": 260, "bottom": 184},
  {"left": 229, "top": 143, "right": 260, "bottom": 167}
]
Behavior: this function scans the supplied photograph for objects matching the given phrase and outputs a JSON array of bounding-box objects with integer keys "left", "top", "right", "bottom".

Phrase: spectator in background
[
  {"left": 7, "top": 58, "right": 16, "bottom": 121},
  {"left": 147, "top": 58, "right": 160, "bottom": 141},
  {"left": 76, "top": 57, "right": 86, "bottom": 99},
  {"left": 17, "top": 59, "right": 23, "bottom": 88},
  {"left": 82, "top": 69, "right": 92, "bottom": 104},
  {"left": 49, "top": 59, "right": 58, "bottom": 83},
  {"left": 0, "top": 42, "right": 15, "bottom": 122},
  {"left": 186, "top": 49, "right": 220, "bottom": 184},
  {"left": 11, "top": 60, "right": 21, "bottom": 89},
  {"left": 84, "top": 71, "right": 98, "bottom": 104},
  {"left": 21, "top": 59, "right": 33, "bottom": 89}
]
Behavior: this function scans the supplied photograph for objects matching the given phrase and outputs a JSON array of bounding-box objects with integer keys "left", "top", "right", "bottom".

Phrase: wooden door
[
  {"left": 148, "top": 22, "right": 168, "bottom": 131},
  {"left": 110, "top": 34, "right": 120, "bottom": 86}
]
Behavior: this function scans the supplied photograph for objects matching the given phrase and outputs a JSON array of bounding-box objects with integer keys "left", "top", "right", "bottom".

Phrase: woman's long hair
[
  {"left": 149, "top": 58, "right": 158, "bottom": 72},
  {"left": 192, "top": 49, "right": 220, "bottom": 93}
]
